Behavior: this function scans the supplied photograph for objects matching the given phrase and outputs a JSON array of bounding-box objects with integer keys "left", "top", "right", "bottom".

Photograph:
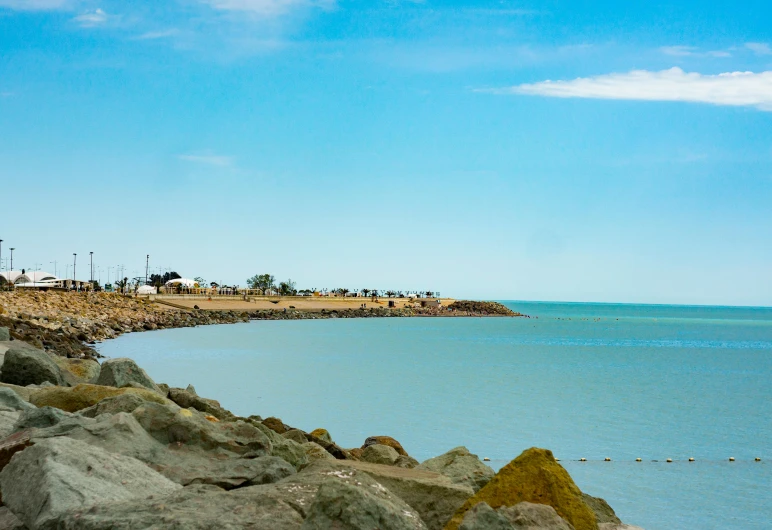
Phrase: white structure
[
  {"left": 136, "top": 285, "right": 157, "bottom": 295},
  {"left": 2, "top": 270, "right": 91, "bottom": 290},
  {"left": 165, "top": 278, "right": 198, "bottom": 288}
]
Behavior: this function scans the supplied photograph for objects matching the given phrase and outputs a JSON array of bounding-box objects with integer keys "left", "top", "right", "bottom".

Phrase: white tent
[
  {"left": 165, "top": 278, "right": 198, "bottom": 288},
  {"left": 137, "top": 285, "right": 157, "bottom": 295}
]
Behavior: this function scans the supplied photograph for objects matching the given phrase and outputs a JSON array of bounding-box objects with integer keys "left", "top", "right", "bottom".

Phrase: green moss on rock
[
  {"left": 445, "top": 447, "right": 598, "bottom": 530},
  {"left": 29, "top": 383, "right": 169, "bottom": 413}
]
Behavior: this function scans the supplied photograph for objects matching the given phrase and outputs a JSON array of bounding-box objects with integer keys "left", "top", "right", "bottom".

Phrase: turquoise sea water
[{"left": 98, "top": 302, "right": 772, "bottom": 530}]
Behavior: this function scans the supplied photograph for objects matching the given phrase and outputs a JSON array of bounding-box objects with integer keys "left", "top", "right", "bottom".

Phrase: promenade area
[{"left": 149, "top": 295, "right": 456, "bottom": 312}]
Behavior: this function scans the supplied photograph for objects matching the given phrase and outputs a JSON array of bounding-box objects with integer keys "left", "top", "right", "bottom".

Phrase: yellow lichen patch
[
  {"left": 30, "top": 383, "right": 168, "bottom": 413},
  {"left": 205, "top": 415, "right": 219, "bottom": 422},
  {"left": 444, "top": 447, "right": 598, "bottom": 530},
  {"left": 178, "top": 408, "right": 194, "bottom": 417}
]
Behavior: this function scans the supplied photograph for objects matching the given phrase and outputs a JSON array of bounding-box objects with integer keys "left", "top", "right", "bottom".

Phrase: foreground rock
[
  {"left": 96, "top": 357, "right": 162, "bottom": 393},
  {"left": 417, "top": 446, "right": 494, "bottom": 493},
  {"left": 167, "top": 386, "right": 235, "bottom": 420},
  {"left": 29, "top": 383, "right": 168, "bottom": 412},
  {"left": 334, "top": 459, "right": 474, "bottom": 530},
  {"left": 49, "top": 355, "right": 100, "bottom": 386},
  {"left": 363, "top": 435, "right": 409, "bottom": 456},
  {"left": 459, "top": 501, "right": 574, "bottom": 530},
  {"left": 0, "top": 344, "right": 64, "bottom": 386},
  {"left": 362, "top": 443, "right": 401, "bottom": 465},
  {"left": 302, "top": 478, "right": 427, "bottom": 530},
  {"left": 445, "top": 448, "right": 599, "bottom": 530},
  {"left": 0, "top": 436, "right": 180, "bottom": 529}
]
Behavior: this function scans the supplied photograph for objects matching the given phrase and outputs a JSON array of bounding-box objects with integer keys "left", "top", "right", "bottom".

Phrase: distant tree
[
  {"left": 247, "top": 274, "right": 276, "bottom": 294},
  {"left": 385, "top": 290, "right": 396, "bottom": 298},
  {"left": 194, "top": 276, "right": 205, "bottom": 287},
  {"left": 370, "top": 289, "right": 379, "bottom": 298},
  {"left": 396, "top": 291, "right": 404, "bottom": 298},
  {"left": 335, "top": 287, "right": 350, "bottom": 297},
  {"left": 279, "top": 279, "right": 297, "bottom": 296},
  {"left": 210, "top": 282, "right": 219, "bottom": 288},
  {"left": 362, "top": 288, "right": 370, "bottom": 298},
  {"left": 425, "top": 291, "right": 433, "bottom": 297}
]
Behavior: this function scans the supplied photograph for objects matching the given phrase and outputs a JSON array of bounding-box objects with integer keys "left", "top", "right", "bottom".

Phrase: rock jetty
[{"left": 0, "top": 315, "right": 642, "bottom": 530}]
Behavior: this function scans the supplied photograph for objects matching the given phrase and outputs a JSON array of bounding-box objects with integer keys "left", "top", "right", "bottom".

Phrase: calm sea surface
[{"left": 98, "top": 302, "right": 772, "bottom": 530}]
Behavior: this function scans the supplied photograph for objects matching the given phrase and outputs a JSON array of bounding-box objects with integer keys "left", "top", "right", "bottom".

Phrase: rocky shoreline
[
  {"left": 0, "top": 292, "right": 641, "bottom": 530},
  {"left": 0, "top": 292, "right": 520, "bottom": 360}
]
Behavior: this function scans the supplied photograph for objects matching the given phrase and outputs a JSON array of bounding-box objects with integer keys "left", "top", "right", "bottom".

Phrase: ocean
[{"left": 97, "top": 301, "right": 772, "bottom": 530}]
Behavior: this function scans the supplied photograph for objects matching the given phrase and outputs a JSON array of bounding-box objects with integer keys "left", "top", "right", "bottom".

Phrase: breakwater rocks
[
  {"left": 447, "top": 301, "right": 522, "bottom": 316},
  {"left": 0, "top": 292, "right": 522, "bottom": 360},
  {"left": 0, "top": 334, "right": 642, "bottom": 530}
]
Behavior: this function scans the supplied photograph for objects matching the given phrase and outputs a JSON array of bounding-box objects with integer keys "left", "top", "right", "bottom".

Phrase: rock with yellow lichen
[{"left": 29, "top": 383, "right": 169, "bottom": 412}]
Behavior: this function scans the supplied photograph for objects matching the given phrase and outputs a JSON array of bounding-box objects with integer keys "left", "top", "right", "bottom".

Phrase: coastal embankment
[
  {"left": 0, "top": 291, "right": 521, "bottom": 359},
  {"left": 0, "top": 306, "right": 640, "bottom": 529}
]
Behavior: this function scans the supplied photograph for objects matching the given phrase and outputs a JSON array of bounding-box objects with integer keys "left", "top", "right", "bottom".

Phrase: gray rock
[
  {"left": 0, "top": 345, "right": 64, "bottom": 387},
  {"left": 47, "top": 483, "right": 305, "bottom": 530},
  {"left": 395, "top": 455, "right": 420, "bottom": 469},
  {"left": 304, "top": 441, "right": 335, "bottom": 462},
  {"left": 417, "top": 446, "right": 494, "bottom": 492},
  {"left": 0, "top": 507, "right": 25, "bottom": 530},
  {"left": 0, "top": 436, "right": 181, "bottom": 529},
  {"left": 283, "top": 428, "right": 309, "bottom": 444},
  {"left": 182, "top": 455, "right": 296, "bottom": 489},
  {"left": 0, "top": 387, "right": 35, "bottom": 412},
  {"left": 582, "top": 493, "right": 622, "bottom": 524},
  {"left": 168, "top": 387, "right": 234, "bottom": 421},
  {"left": 0, "top": 410, "right": 20, "bottom": 438},
  {"left": 13, "top": 406, "right": 74, "bottom": 430},
  {"left": 459, "top": 502, "right": 575, "bottom": 530},
  {"left": 362, "top": 443, "right": 400, "bottom": 466},
  {"left": 301, "top": 478, "right": 427, "bottom": 530},
  {"left": 132, "top": 402, "right": 271, "bottom": 456},
  {"left": 49, "top": 356, "right": 101, "bottom": 386},
  {"left": 256, "top": 423, "right": 310, "bottom": 469},
  {"left": 0, "top": 382, "right": 34, "bottom": 402},
  {"left": 185, "top": 384, "right": 197, "bottom": 395},
  {"left": 96, "top": 357, "right": 162, "bottom": 394},
  {"left": 0, "top": 328, "right": 10, "bottom": 342},
  {"left": 317, "top": 459, "right": 474, "bottom": 530},
  {"left": 77, "top": 393, "right": 147, "bottom": 418}
]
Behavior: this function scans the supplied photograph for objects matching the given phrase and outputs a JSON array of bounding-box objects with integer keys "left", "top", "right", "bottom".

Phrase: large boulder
[
  {"left": 0, "top": 411, "right": 20, "bottom": 438},
  {"left": 301, "top": 478, "right": 427, "bottom": 530},
  {"left": 0, "top": 327, "right": 10, "bottom": 341},
  {"left": 459, "top": 501, "right": 575, "bottom": 530},
  {"left": 333, "top": 459, "right": 474, "bottom": 530},
  {"left": 417, "top": 446, "right": 494, "bottom": 492},
  {"left": 582, "top": 494, "right": 622, "bottom": 525},
  {"left": 445, "top": 448, "right": 598, "bottom": 530},
  {"left": 29, "top": 383, "right": 168, "bottom": 412},
  {"left": 0, "top": 436, "right": 181, "bottom": 529},
  {"left": 0, "top": 345, "right": 63, "bottom": 386},
  {"left": 132, "top": 402, "right": 271, "bottom": 457},
  {"left": 283, "top": 428, "right": 308, "bottom": 444},
  {"left": 363, "top": 435, "right": 408, "bottom": 456},
  {"left": 304, "top": 441, "right": 336, "bottom": 462},
  {"left": 14, "top": 406, "right": 74, "bottom": 430},
  {"left": 362, "top": 443, "right": 400, "bottom": 465},
  {"left": 49, "top": 355, "right": 101, "bottom": 386},
  {"left": 96, "top": 357, "right": 162, "bottom": 393},
  {"left": 0, "top": 382, "right": 34, "bottom": 402},
  {"left": 0, "top": 507, "right": 25, "bottom": 530}
]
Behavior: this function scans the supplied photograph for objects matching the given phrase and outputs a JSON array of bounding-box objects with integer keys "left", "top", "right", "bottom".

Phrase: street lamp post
[
  {"left": 73, "top": 253, "right": 77, "bottom": 291},
  {"left": 90, "top": 252, "right": 93, "bottom": 284},
  {"left": 145, "top": 255, "right": 149, "bottom": 286},
  {"left": 9, "top": 248, "right": 14, "bottom": 289}
]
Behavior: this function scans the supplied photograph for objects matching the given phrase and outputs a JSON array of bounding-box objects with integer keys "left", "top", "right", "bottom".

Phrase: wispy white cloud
[
  {"left": 483, "top": 68, "right": 772, "bottom": 111},
  {"left": 745, "top": 42, "right": 772, "bottom": 56},
  {"left": 200, "top": 0, "right": 335, "bottom": 16},
  {"left": 0, "top": 0, "right": 70, "bottom": 10},
  {"left": 178, "top": 153, "right": 234, "bottom": 166},
  {"left": 660, "top": 45, "right": 731, "bottom": 58},
  {"left": 133, "top": 29, "right": 179, "bottom": 40},
  {"left": 73, "top": 8, "right": 107, "bottom": 27},
  {"left": 0, "top": 91, "right": 15, "bottom": 97}
]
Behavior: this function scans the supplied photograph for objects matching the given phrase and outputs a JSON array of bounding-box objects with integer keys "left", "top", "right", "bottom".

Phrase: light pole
[
  {"left": 10, "top": 248, "right": 14, "bottom": 272},
  {"left": 73, "top": 253, "right": 77, "bottom": 291},
  {"left": 50, "top": 261, "right": 58, "bottom": 278},
  {"left": 90, "top": 252, "right": 93, "bottom": 283},
  {"left": 145, "top": 255, "right": 149, "bottom": 286}
]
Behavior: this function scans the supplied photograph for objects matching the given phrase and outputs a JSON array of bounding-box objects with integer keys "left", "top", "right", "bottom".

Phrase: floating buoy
[
  {"left": 729, "top": 457, "right": 735, "bottom": 462},
  {"left": 604, "top": 457, "right": 611, "bottom": 462},
  {"left": 666, "top": 458, "right": 673, "bottom": 463},
  {"left": 580, "top": 458, "right": 587, "bottom": 462},
  {"left": 755, "top": 457, "right": 761, "bottom": 462},
  {"left": 483, "top": 457, "right": 490, "bottom": 462},
  {"left": 689, "top": 458, "right": 695, "bottom": 462},
  {"left": 636, "top": 458, "right": 642, "bottom": 462}
]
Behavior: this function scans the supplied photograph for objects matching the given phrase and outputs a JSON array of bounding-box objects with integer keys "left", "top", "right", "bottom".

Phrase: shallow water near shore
[{"left": 98, "top": 301, "right": 772, "bottom": 530}]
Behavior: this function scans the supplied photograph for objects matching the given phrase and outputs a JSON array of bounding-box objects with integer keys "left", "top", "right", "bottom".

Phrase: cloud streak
[
  {"left": 200, "top": 0, "right": 334, "bottom": 15},
  {"left": 73, "top": 8, "right": 108, "bottom": 27},
  {"left": 484, "top": 68, "right": 772, "bottom": 111}
]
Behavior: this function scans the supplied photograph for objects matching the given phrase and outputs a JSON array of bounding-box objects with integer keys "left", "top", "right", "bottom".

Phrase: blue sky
[{"left": 1, "top": 0, "right": 771, "bottom": 305}]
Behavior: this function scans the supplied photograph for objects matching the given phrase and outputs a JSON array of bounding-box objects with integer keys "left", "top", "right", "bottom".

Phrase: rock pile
[{"left": 447, "top": 301, "right": 522, "bottom": 316}]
